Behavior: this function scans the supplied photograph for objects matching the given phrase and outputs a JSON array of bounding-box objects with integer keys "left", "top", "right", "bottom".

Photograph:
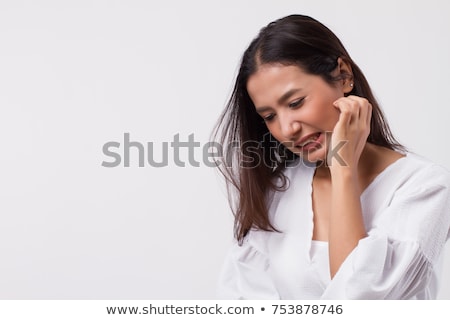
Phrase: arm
[
  {"left": 322, "top": 169, "right": 450, "bottom": 299},
  {"left": 329, "top": 167, "right": 367, "bottom": 278},
  {"left": 328, "top": 96, "right": 371, "bottom": 278}
]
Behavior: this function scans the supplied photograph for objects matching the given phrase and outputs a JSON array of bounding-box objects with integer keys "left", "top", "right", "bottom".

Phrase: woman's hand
[{"left": 327, "top": 95, "right": 372, "bottom": 171}]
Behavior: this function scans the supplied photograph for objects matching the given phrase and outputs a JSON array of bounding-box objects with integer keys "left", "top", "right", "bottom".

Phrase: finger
[
  {"left": 333, "top": 98, "right": 359, "bottom": 125},
  {"left": 346, "top": 96, "right": 372, "bottom": 131},
  {"left": 346, "top": 96, "right": 368, "bottom": 121},
  {"left": 347, "top": 97, "right": 371, "bottom": 138},
  {"left": 365, "top": 103, "right": 372, "bottom": 127},
  {"left": 333, "top": 100, "right": 350, "bottom": 125}
]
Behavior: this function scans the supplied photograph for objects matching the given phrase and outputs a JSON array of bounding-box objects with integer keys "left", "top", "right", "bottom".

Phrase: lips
[{"left": 295, "top": 132, "right": 321, "bottom": 148}]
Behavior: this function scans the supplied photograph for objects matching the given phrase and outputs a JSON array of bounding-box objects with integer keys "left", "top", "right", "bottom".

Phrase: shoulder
[
  {"left": 394, "top": 152, "right": 450, "bottom": 189},
  {"left": 361, "top": 151, "right": 450, "bottom": 230}
]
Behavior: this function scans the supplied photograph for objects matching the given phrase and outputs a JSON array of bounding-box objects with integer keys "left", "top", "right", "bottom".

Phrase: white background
[{"left": 1, "top": 0, "right": 449, "bottom": 299}]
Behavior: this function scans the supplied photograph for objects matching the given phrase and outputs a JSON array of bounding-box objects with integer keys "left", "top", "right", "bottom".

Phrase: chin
[{"left": 297, "top": 149, "right": 326, "bottom": 165}]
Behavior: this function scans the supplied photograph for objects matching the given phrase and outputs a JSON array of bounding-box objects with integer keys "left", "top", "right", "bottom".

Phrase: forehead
[{"left": 247, "top": 64, "right": 313, "bottom": 106}]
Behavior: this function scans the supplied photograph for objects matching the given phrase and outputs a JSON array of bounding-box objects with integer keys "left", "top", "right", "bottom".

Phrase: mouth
[{"left": 295, "top": 132, "right": 323, "bottom": 151}]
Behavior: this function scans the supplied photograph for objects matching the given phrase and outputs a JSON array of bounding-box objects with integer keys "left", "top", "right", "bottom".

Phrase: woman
[{"left": 213, "top": 14, "right": 450, "bottom": 299}]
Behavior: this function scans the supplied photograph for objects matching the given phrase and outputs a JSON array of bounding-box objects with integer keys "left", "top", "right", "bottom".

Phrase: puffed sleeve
[
  {"left": 216, "top": 235, "right": 280, "bottom": 299},
  {"left": 322, "top": 165, "right": 450, "bottom": 299}
]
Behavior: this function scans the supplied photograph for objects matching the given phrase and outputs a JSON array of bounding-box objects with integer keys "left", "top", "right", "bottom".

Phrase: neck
[
  {"left": 314, "top": 143, "right": 376, "bottom": 179},
  {"left": 314, "top": 142, "right": 404, "bottom": 193}
]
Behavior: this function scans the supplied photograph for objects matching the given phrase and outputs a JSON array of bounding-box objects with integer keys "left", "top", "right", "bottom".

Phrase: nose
[{"left": 279, "top": 113, "right": 301, "bottom": 140}]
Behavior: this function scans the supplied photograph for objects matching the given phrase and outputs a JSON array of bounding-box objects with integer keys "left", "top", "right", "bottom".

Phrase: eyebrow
[{"left": 255, "top": 88, "right": 303, "bottom": 113}]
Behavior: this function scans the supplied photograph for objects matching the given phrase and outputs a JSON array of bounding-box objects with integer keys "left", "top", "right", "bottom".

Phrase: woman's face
[{"left": 247, "top": 63, "right": 348, "bottom": 163}]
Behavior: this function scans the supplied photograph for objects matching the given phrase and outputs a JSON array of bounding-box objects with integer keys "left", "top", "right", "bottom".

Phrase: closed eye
[
  {"left": 289, "top": 97, "right": 305, "bottom": 109},
  {"left": 262, "top": 113, "right": 275, "bottom": 123}
]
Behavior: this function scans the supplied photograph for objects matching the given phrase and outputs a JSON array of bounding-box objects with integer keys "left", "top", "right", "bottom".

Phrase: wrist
[
  {"left": 330, "top": 166, "right": 360, "bottom": 190},
  {"left": 329, "top": 164, "right": 357, "bottom": 178}
]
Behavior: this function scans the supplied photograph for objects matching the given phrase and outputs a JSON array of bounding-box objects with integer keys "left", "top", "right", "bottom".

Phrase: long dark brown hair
[{"left": 212, "top": 14, "right": 403, "bottom": 243}]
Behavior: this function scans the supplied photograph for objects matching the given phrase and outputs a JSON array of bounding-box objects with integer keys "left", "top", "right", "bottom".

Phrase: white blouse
[{"left": 217, "top": 153, "right": 450, "bottom": 299}]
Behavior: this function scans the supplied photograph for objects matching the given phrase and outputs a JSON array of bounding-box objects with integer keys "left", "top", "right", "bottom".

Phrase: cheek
[
  {"left": 302, "top": 105, "right": 338, "bottom": 131},
  {"left": 313, "top": 96, "right": 341, "bottom": 129},
  {"left": 324, "top": 109, "right": 341, "bottom": 130},
  {"left": 265, "top": 123, "right": 283, "bottom": 141}
]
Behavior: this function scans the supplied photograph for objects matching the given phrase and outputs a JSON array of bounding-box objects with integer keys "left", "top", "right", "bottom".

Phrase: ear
[{"left": 337, "top": 57, "right": 353, "bottom": 94}]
